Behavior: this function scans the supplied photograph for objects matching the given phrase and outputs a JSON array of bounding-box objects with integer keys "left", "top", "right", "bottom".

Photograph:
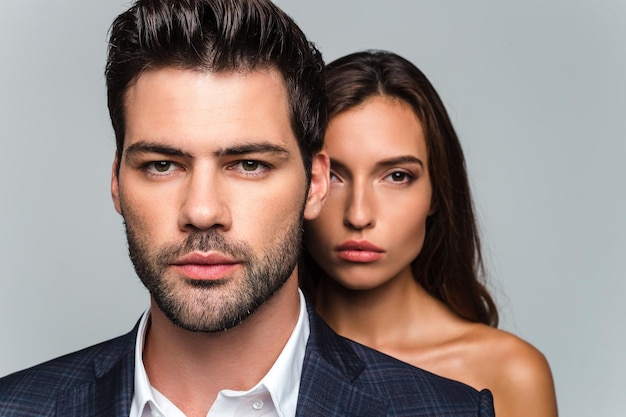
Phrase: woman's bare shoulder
[{"left": 466, "top": 325, "right": 558, "bottom": 417}]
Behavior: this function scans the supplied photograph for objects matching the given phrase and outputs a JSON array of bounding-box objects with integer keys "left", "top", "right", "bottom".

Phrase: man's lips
[
  {"left": 335, "top": 240, "right": 385, "bottom": 263},
  {"left": 171, "top": 253, "right": 240, "bottom": 280}
]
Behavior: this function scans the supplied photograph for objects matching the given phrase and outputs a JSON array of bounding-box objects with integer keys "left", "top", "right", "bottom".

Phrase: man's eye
[
  {"left": 153, "top": 161, "right": 172, "bottom": 172},
  {"left": 229, "top": 160, "right": 271, "bottom": 178},
  {"left": 241, "top": 160, "right": 260, "bottom": 171}
]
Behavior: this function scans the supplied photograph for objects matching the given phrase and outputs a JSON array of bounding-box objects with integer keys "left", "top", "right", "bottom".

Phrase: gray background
[{"left": 1, "top": 1, "right": 624, "bottom": 416}]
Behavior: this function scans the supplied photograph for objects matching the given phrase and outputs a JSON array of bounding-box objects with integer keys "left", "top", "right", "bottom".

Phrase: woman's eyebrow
[{"left": 375, "top": 155, "right": 424, "bottom": 169}]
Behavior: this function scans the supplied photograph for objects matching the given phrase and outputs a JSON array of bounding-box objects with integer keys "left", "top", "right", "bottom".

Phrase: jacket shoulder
[
  {"left": 303, "top": 305, "right": 495, "bottom": 416},
  {"left": 349, "top": 340, "right": 494, "bottom": 415},
  {"left": 0, "top": 328, "right": 136, "bottom": 416}
]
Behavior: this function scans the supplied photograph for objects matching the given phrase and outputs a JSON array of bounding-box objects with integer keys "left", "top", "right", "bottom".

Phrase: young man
[{"left": 0, "top": 1, "right": 494, "bottom": 416}]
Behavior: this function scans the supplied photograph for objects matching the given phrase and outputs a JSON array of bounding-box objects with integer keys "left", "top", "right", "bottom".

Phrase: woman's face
[{"left": 305, "top": 96, "right": 433, "bottom": 290}]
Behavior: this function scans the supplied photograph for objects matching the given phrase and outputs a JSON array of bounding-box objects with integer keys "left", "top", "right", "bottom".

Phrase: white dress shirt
[{"left": 129, "top": 290, "right": 310, "bottom": 417}]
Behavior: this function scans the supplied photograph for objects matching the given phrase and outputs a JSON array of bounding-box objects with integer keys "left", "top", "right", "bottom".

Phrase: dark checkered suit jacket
[{"left": 0, "top": 305, "right": 494, "bottom": 416}]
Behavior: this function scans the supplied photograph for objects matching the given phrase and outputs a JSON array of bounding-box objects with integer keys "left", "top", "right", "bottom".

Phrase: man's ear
[
  {"left": 111, "top": 153, "right": 123, "bottom": 215},
  {"left": 303, "top": 151, "right": 330, "bottom": 221}
]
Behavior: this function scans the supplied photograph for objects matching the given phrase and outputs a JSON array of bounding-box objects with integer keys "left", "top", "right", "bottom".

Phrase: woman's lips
[{"left": 335, "top": 240, "right": 384, "bottom": 263}]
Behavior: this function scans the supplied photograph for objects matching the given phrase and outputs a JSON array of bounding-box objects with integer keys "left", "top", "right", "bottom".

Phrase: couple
[{"left": 0, "top": 1, "right": 553, "bottom": 416}]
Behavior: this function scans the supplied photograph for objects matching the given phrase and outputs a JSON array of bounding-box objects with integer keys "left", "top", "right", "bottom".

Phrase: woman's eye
[
  {"left": 391, "top": 172, "right": 406, "bottom": 181},
  {"left": 329, "top": 168, "right": 347, "bottom": 183},
  {"left": 386, "top": 171, "right": 413, "bottom": 183}
]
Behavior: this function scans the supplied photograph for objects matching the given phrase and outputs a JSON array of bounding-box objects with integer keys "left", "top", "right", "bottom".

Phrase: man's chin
[{"left": 152, "top": 290, "right": 258, "bottom": 333}]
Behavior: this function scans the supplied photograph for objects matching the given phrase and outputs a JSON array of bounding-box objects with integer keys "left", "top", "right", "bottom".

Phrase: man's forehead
[
  {"left": 127, "top": 65, "right": 288, "bottom": 95},
  {"left": 121, "top": 66, "right": 298, "bottom": 155}
]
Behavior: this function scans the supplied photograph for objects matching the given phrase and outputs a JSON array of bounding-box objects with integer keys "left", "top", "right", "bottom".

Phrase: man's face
[{"left": 111, "top": 68, "right": 328, "bottom": 332}]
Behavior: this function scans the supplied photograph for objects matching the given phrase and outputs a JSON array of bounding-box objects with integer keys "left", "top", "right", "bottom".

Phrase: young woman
[{"left": 302, "top": 50, "right": 558, "bottom": 417}]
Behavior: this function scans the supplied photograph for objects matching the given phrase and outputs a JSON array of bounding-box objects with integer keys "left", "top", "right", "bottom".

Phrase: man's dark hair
[{"left": 106, "top": 0, "right": 326, "bottom": 178}]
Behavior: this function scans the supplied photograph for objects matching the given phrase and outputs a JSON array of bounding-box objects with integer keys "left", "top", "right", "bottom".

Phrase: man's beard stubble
[{"left": 124, "top": 217, "right": 302, "bottom": 333}]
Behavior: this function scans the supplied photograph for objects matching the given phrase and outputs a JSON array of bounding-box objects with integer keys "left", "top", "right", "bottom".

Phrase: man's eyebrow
[
  {"left": 216, "top": 142, "right": 291, "bottom": 158},
  {"left": 123, "top": 141, "right": 292, "bottom": 159},
  {"left": 124, "top": 142, "right": 191, "bottom": 158}
]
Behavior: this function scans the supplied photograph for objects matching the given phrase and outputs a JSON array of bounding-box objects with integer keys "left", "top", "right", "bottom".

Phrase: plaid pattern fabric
[
  {"left": 297, "top": 305, "right": 494, "bottom": 416},
  {"left": 0, "top": 306, "right": 494, "bottom": 417},
  {"left": 0, "top": 327, "right": 137, "bottom": 417}
]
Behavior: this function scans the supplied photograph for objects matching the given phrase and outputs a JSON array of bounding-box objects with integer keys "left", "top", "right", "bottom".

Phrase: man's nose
[{"left": 178, "top": 170, "right": 232, "bottom": 232}]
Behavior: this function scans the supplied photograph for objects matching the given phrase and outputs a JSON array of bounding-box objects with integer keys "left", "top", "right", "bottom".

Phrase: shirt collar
[
  {"left": 131, "top": 290, "right": 310, "bottom": 417},
  {"left": 256, "top": 289, "right": 309, "bottom": 417},
  {"left": 130, "top": 308, "right": 157, "bottom": 417}
]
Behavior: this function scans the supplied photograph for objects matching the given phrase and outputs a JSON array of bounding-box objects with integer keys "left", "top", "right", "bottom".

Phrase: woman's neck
[
  {"left": 314, "top": 268, "right": 470, "bottom": 363},
  {"left": 315, "top": 269, "right": 434, "bottom": 347}
]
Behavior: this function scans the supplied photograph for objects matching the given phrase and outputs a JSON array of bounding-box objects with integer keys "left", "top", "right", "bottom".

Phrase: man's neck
[{"left": 142, "top": 277, "right": 301, "bottom": 417}]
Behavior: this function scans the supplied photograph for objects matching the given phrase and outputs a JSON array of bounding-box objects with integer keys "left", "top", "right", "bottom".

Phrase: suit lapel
[
  {"left": 296, "top": 305, "right": 389, "bottom": 417},
  {"left": 51, "top": 309, "right": 390, "bottom": 416}
]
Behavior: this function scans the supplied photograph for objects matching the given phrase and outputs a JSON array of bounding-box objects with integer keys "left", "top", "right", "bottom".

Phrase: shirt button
[{"left": 252, "top": 399, "right": 264, "bottom": 410}]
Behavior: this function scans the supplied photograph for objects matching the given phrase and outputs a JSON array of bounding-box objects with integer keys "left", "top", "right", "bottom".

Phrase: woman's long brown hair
[{"left": 301, "top": 50, "right": 498, "bottom": 327}]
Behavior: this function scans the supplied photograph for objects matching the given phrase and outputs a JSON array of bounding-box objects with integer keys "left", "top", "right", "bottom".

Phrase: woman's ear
[
  {"left": 428, "top": 198, "right": 436, "bottom": 216},
  {"left": 303, "top": 151, "right": 330, "bottom": 220}
]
